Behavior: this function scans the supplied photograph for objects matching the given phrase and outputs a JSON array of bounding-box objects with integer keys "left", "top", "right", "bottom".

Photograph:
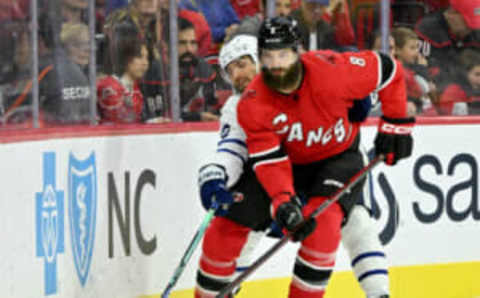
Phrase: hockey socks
[
  {"left": 195, "top": 217, "right": 250, "bottom": 298},
  {"left": 342, "top": 206, "right": 390, "bottom": 297},
  {"left": 288, "top": 197, "right": 343, "bottom": 298}
]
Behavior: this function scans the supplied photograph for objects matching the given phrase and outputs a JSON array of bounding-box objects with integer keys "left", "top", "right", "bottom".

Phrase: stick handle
[{"left": 162, "top": 203, "right": 217, "bottom": 298}]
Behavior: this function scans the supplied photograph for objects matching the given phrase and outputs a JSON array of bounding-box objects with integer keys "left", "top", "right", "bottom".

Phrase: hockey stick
[
  {"left": 161, "top": 202, "right": 219, "bottom": 298},
  {"left": 216, "top": 155, "right": 385, "bottom": 298}
]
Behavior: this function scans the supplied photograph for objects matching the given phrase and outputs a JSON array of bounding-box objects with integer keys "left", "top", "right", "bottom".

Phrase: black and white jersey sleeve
[{"left": 211, "top": 94, "right": 248, "bottom": 188}]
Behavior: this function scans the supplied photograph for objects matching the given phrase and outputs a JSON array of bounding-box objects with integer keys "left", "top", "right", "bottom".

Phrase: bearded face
[
  {"left": 260, "top": 47, "right": 302, "bottom": 92},
  {"left": 262, "top": 58, "right": 302, "bottom": 91},
  {"left": 178, "top": 28, "right": 199, "bottom": 68},
  {"left": 179, "top": 52, "right": 198, "bottom": 68}
]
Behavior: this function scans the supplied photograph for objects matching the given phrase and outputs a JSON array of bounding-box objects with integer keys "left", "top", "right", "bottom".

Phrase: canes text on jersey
[{"left": 273, "top": 114, "right": 346, "bottom": 147}]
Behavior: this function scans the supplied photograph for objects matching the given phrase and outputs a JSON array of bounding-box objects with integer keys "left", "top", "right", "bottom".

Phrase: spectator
[
  {"left": 159, "top": 0, "right": 213, "bottom": 57},
  {"left": 105, "top": 2, "right": 215, "bottom": 121},
  {"left": 1, "top": 15, "right": 92, "bottom": 126},
  {"left": 439, "top": 49, "right": 480, "bottom": 115},
  {"left": 39, "top": 22, "right": 92, "bottom": 124},
  {"left": 179, "top": 10, "right": 213, "bottom": 57},
  {"left": 0, "top": 11, "right": 61, "bottom": 123},
  {"left": 105, "top": 0, "right": 166, "bottom": 61},
  {"left": 61, "top": 22, "right": 90, "bottom": 71},
  {"left": 178, "top": 0, "right": 240, "bottom": 44},
  {"left": 97, "top": 37, "right": 149, "bottom": 123},
  {"left": 392, "top": 27, "right": 436, "bottom": 116},
  {"left": 177, "top": 17, "right": 219, "bottom": 122},
  {"left": 291, "top": 0, "right": 356, "bottom": 51},
  {"left": 415, "top": 0, "right": 480, "bottom": 92},
  {"left": 105, "top": 0, "right": 171, "bottom": 121}
]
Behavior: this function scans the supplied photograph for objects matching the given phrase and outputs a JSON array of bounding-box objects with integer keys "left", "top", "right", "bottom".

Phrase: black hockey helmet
[{"left": 258, "top": 16, "right": 300, "bottom": 52}]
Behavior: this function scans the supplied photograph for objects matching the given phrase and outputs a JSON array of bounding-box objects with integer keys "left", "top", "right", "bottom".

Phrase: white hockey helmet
[{"left": 219, "top": 34, "right": 259, "bottom": 82}]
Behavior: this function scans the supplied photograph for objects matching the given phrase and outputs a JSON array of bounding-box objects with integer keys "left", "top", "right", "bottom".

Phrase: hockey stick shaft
[
  {"left": 162, "top": 203, "right": 218, "bottom": 298},
  {"left": 216, "top": 155, "right": 384, "bottom": 297}
]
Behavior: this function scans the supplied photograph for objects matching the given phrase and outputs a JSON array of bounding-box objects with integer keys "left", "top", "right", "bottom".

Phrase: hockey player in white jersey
[{"left": 195, "top": 34, "right": 390, "bottom": 298}]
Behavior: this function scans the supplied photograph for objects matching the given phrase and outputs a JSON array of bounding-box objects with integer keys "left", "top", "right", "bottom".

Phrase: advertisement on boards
[{"left": 0, "top": 125, "right": 478, "bottom": 297}]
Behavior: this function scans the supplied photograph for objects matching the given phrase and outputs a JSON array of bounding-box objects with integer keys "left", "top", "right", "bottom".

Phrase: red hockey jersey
[
  {"left": 97, "top": 76, "right": 144, "bottom": 123},
  {"left": 237, "top": 50, "right": 408, "bottom": 205}
]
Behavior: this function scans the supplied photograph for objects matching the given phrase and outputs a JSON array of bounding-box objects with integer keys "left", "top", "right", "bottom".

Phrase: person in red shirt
[
  {"left": 97, "top": 38, "right": 149, "bottom": 123},
  {"left": 439, "top": 49, "right": 480, "bottom": 115},
  {"left": 415, "top": 0, "right": 480, "bottom": 92},
  {"left": 196, "top": 17, "right": 413, "bottom": 298}
]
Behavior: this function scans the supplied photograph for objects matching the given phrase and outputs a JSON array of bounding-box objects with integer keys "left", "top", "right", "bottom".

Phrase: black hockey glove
[
  {"left": 275, "top": 196, "right": 317, "bottom": 242},
  {"left": 198, "top": 164, "right": 233, "bottom": 216},
  {"left": 374, "top": 116, "right": 415, "bottom": 165}
]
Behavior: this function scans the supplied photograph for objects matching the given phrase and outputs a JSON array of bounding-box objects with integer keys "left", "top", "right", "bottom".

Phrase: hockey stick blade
[
  {"left": 215, "top": 155, "right": 384, "bottom": 298},
  {"left": 161, "top": 202, "right": 218, "bottom": 298}
]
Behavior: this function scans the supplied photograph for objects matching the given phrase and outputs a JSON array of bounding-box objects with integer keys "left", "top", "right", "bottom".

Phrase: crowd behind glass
[{"left": 0, "top": 0, "right": 479, "bottom": 129}]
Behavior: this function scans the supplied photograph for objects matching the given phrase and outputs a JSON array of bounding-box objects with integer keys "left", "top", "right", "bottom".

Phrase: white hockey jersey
[{"left": 210, "top": 94, "right": 248, "bottom": 188}]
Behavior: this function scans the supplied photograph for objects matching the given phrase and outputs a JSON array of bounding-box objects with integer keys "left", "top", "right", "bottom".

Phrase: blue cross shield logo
[
  {"left": 36, "top": 152, "right": 65, "bottom": 295},
  {"left": 68, "top": 152, "right": 97, "bottom": 287}
]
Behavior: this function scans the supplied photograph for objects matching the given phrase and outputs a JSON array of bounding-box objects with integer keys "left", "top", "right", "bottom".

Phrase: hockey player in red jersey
[
  {"left": 195, "top": 16, "right": 414, "bottom": 298},
  {"left": 196, "top": 34, "right": 392, "bottom": 298}
]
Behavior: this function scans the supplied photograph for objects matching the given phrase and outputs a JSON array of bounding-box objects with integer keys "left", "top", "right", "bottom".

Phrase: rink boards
[{"left": 0, "top": 121, "right": 479, "bottom": 298}]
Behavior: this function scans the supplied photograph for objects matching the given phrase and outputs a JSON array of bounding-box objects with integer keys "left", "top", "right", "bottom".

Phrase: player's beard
[{"left": 262, "top": 59, "right": 302, "bottom": 92}]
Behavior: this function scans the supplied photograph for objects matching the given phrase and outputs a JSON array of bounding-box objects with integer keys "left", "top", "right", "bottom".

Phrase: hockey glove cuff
[
  {"left": 198, "top": 164, "right": 234, "bottom": 215},
  {"left": 375, "top": 116, "right": 415, "bottom": 165}
]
